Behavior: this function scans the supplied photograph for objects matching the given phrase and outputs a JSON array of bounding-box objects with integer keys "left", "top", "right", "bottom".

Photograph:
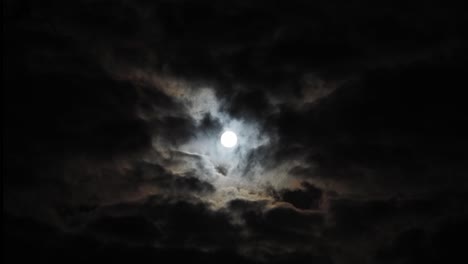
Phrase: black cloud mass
[{"left": 3, "top": 1, "right": 468, "bottom": 263}]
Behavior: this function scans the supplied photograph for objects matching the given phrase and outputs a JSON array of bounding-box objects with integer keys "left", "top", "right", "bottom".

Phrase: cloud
[
  {"left": 4, "top": 0, "right": 468, "bottom": 263},
  {"left": 279, "top": 182, "right": 323, "bottom": 210}
]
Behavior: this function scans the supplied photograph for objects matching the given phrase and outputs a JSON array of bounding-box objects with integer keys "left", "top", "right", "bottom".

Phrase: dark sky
[{"left": 3, "top": 1, "right": 468, "bottom": 263}]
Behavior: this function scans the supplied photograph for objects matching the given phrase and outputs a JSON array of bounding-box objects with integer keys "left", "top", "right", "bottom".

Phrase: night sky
[{"left": 3, "top": 1, "right": 468, "bottom": 263}]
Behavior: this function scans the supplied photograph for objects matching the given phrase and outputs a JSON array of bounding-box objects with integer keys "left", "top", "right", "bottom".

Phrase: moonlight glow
[{"left": 220, "top": 131, "right": 237, "bottom": 148}]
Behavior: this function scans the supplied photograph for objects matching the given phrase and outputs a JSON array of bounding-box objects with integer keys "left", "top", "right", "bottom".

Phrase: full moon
[{"left": 220, "top": 131, "right": 237, "bottom": 148}]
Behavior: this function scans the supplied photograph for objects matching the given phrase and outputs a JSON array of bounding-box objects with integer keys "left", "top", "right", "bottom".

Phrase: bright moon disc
[{"left": 221, "top": 131, "right": 237, "bottom": 148}]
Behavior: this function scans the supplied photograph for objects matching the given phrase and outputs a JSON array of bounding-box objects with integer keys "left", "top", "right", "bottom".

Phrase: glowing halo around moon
[{"left": 220, "top": 131, "right": 238, "bottom": 148}]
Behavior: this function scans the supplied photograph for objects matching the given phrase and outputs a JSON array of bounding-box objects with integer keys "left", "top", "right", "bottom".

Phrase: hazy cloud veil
[{"left": 4, "top": 1, "right": 468, "bottom": 264}]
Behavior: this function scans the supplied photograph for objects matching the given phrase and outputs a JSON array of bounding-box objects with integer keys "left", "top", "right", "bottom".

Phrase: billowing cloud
[{"left": 4, "top": 0, "right": 468, "bottom": 263}]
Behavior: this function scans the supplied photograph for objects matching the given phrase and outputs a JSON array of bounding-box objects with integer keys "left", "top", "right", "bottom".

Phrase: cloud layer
[{"left": 4, "top": 0, "right": 468, "bottom": 263}]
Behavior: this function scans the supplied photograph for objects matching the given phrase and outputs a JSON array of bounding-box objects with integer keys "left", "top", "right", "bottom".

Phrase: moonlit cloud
[{"left": 4, "top": 1, "right": 467, "bottom": 264}]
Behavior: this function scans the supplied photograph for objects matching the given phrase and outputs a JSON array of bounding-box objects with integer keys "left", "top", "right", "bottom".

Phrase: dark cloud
[
  {"left": 375, "top": 219, "right": 468, "bottom": 264},
  {"left": 279, "top": 182, "right": 323, "bottom": 210},
  {"left": 226, "top": 198, "right": 325, "bottom": 259},
  {"left": 151, "top": 116, "right": 196, "bottom": 145},
  {"left": 278, "top": 58, "right": 468, "bottom": 194},
  {"left": 198, "top": 113, "right": 223, "bottom": 134},
  {"left": 4, "top": 0, "right": 468, "bottom": 263},
  {"left": 226, "top": 90, "right": 272, "bottom": 121},
  {"left": 85, "top": 214, "right": 162, "bottom": 244},
  {"left": 137, "top": 161, "right": 217, "bottom": 195}
]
